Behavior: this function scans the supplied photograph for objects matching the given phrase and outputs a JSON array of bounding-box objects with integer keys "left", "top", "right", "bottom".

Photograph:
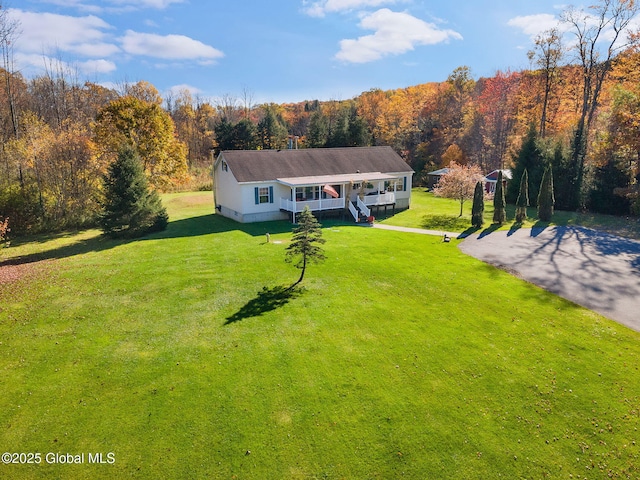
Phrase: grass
[
  {"left": 379, "top": 188, "right": 640, "bottom": 239},
  {"left": 1, "top": 191, "right": 640, "bottom": 478}
]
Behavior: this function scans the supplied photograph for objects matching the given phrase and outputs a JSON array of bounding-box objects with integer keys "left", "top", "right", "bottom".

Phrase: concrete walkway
[
  {"left": 372, "top": 223, "right": 460, "bottom": 238},
  {"left": 458, "top": 226, "right": 640, "bottom": 332}
]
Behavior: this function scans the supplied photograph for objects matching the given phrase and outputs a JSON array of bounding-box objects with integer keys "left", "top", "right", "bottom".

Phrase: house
[
  {"left": 213, "top": 146, "right": 414, "bottom": 223},
  {"left": 425, "top": 167, "right": 450, "bottom": 189},
  {"left": 484, "top": 169, "right": 512, "bottom": 195}
]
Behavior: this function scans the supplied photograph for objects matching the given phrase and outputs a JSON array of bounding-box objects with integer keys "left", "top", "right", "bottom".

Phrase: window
[
  {"left": 221, "top": 161, "right": 228, "bottom": 172},
  {"left": 258, "top": 187, "right": 270, "bottom": 203},
  {"left": 254, "top": 186, "right": 273, "bottom": 205}
]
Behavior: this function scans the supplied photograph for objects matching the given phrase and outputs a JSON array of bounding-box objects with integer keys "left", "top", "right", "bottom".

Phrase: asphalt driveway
[{"left": 458, "top": 225, "right": 640, "bottom": 332}]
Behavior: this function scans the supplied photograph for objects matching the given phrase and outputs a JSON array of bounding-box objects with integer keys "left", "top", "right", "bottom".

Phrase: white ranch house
[{"left": 213, "top": 146, "right": 414, "bottom": 223}]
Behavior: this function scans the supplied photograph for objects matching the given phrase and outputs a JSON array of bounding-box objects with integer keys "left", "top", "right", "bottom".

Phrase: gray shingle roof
[{"left": 219, "top": 146, "right": 413, "bottom": 183}]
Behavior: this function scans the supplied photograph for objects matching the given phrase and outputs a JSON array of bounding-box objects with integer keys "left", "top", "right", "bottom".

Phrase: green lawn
[
  {"left": 2, "top": 191, "right": 640, "bottom": 479},
  {"left": 379, "top": 188, "right": 640, "bottom": 240}
]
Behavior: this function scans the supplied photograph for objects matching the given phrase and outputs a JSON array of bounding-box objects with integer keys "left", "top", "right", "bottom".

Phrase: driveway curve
[{"left": 458, "top": 225, "right": 640, "bottom": 332}]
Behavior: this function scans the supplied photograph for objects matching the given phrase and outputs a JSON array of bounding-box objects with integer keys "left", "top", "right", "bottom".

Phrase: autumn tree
[
  {"left": 493, "top": 170, "right": 507, "bottom": 224},
  {"left": 561, "top": 0, "right": 640, "bottom": 209},
  {"left": 477, "top": 70, "right": 520, "bottom": 171},
  {"left": 1, "top": 2, "right": 20, "bottom": 139},
  {"left": 285, "top": 206, "right": 326, "bottom": 286},
  {"left": 433, "top": 161, "right": 484, "bottom": 217},
  {"left": 515, "top": 169, "right": 530, "bottom": 223},
  {"left": 471, "top": 181, "right": 485, "bottom": 228},
  {"left": 0, "top": 216, "right": 9, "bottom": 244},
  {"left": 94, "top": 85, "right": 188, "bottom": 190},
  {"left": 528, "top": 28, "right": 564, "bottom": 137},
  {"left": 441, "top": 144, "right": 467, "bottom": 166},
  {"left": 100, "top": 145, "right": 168, "bottom": 238}
]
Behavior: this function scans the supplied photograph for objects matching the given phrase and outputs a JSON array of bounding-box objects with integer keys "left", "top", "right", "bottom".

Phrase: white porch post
[{"left": 293, "top": 186, "right": 297, "bottom": 213}]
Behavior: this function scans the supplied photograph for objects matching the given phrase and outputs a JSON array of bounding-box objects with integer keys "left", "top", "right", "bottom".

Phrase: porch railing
[
  {"left": 362, "top": 192, "right": 395, "bottom": 206},
  {"left": 356, "top": 196, "right": 371, "bottom": 217},
  {"left": 348, "top": 201, "right": 359, "bottom": 222},
  {"left": 280, "top": 197, "right": 344, "bottom": 213}
]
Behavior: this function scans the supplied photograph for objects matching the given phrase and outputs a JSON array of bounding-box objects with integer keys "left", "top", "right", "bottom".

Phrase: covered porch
[{"left": 277, "top": 172, "right": 401, "bottom": 222}]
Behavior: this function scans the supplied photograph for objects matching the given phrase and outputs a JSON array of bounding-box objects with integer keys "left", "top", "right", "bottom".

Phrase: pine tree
[
  {"left": 507, "top": 124, "right": 544, "bottom": 206},
  {"left": 100, "top": 145, "right": 168, "bottom": 238},
  {"left": 285, "top": 207, "right": 326, "bottom": 286},
  {"left": 493, "top": 170, "right": 507, "bottom": 225},
  {"left": 537, "top": 166, "right": 555, "bottom": 222},
  {"left": 515, "top": 169, "right": 529, "bottom": 223},
  {"left": 471, "top": 181, "right": 484, "bottom": 228}
]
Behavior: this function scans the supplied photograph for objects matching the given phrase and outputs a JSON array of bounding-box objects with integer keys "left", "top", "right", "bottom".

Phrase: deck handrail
[
  {"left": 348, "top": 201, "right": 359, "bottom": 222},
  {"left": 356, "top": 196, "right": 371, "bottom": 217},
  {"left": 363, "top": 192, "right": 395, "bottom": 206},
  {"left": 281, "top": 197, "right": 344, "bottom": 213}
]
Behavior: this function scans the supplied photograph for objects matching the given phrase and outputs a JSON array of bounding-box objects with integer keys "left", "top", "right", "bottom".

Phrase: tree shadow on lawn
[
  {"left": 1, "top": 232, "right": 134, "bottom": 267},
  {"left": 1, "top": 214, "right": 294, "bottom": 268},
  {"left": 224, "top": 284, "right": 305, "bottom": 325}
]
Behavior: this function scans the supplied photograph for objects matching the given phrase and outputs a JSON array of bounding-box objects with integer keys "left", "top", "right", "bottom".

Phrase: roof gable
[{"left": 219, "top": 146, "right": 413, "bottom": 183}]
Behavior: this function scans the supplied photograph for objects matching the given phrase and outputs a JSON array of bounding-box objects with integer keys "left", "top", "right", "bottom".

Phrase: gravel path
[{"left": 458, "top": 225, "right": 640, "bottom": 332}]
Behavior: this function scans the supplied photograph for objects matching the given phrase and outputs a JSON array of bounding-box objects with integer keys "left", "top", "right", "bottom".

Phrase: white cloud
[
  {"left": 335, "top": 9, "right": 462, "bottom": 63},
  {"left": 40, "top": 0, "right": 184, "bottom": 10},
  {"left": 302, "top": 0, "right": 399, "bottom": 17},
  {"left": 507, "top": 14, "right": 560, "bottom": 39},
  {"left": 8, "top": 9, "right": 119, "bottom": 56},
  {"left": 120, "top": 31, "right": 224, "bottom": 62},
  {"left": 108, "top": 0, "right": 185, "bottom": 8},
  {"left": 79, "top": 59, "right": 117, "bottom": 74},
  {"left": 166, "top": 84, "right": 202, "bottom": 96}
]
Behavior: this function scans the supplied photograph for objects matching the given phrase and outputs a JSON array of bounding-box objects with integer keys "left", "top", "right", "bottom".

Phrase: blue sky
[{"left": 6, "top": 1, "right": 610, "bottom": 104}]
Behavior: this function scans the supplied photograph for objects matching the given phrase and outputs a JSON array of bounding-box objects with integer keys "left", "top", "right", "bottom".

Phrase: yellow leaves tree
[
  {"left": 441, "top": 144, "right": 468, "bottom": 166},
  {"left": 2, "top": 113, "right": 101, "bottom": 231},
  {"left": 94, "top": 93, "right": 188, "bottom": 190}
]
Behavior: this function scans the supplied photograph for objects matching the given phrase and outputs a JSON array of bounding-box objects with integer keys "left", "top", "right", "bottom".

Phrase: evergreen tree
[
  {"left": 471, "top": 181, "right": 484, "bottom": 228},
  {"left": 285, "top": 207, "right": 326, "bottom": 286},
  {"left": 588, "top": 156, "right": 631, "bottom": 215},
  {"left": 100, "top": 145, "right": 168, "bottom": 238},
  {"left": 307, "top": 110, "right": 329, "bottom": 148},
  {"left": 493, "top": 170, "right": 507, "bottom": 225},
  {"left": 515, "top": 169, "right": 529, "bottom": 223},
  {"left": 549, "top": 141, "right": 573, "bottom": 211},
  {"left": 507, "top": 124, "right": 544, "bottom": 206},
  {"left": 347, "top": 106, "right": 371, "bottom": 146},
  {"left": 257, "top": 105, "right": 288, "bottom": 150},
  {"left": 537, "top": 166, "right": 555, "bottom": 222},
  {"left": 326, "top": 108, "right": 350, "bottom": 147}
]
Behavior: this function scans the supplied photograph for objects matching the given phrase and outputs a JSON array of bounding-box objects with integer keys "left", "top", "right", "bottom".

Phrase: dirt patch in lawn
[{"left": 0, "top": 259, "right": 52, "bottom": 286}]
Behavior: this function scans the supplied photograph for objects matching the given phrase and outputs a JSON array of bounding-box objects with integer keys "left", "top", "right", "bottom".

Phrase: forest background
[{"left": 1, "top": 1, "right": 640, "bottom": 236}]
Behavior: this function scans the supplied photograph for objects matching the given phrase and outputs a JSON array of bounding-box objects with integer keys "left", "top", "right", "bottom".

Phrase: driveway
[{"left": 458, "top": 225, "right": 640, "bottom": 332}]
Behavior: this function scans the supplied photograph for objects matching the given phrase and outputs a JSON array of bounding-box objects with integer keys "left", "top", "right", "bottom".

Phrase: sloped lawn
[{"left": 1, "top": 192, "right": 640, "bottom": 479}]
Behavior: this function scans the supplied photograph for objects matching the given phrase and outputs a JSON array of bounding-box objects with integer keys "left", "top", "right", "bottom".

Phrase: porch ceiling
[{"left": 277, "top": 172, "right": 397, "bottom": 187}]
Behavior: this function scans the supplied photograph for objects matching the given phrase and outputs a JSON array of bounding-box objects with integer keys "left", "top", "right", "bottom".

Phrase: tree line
[{"left": 1, "top": 0, "right": 639, "bottom": 237}]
